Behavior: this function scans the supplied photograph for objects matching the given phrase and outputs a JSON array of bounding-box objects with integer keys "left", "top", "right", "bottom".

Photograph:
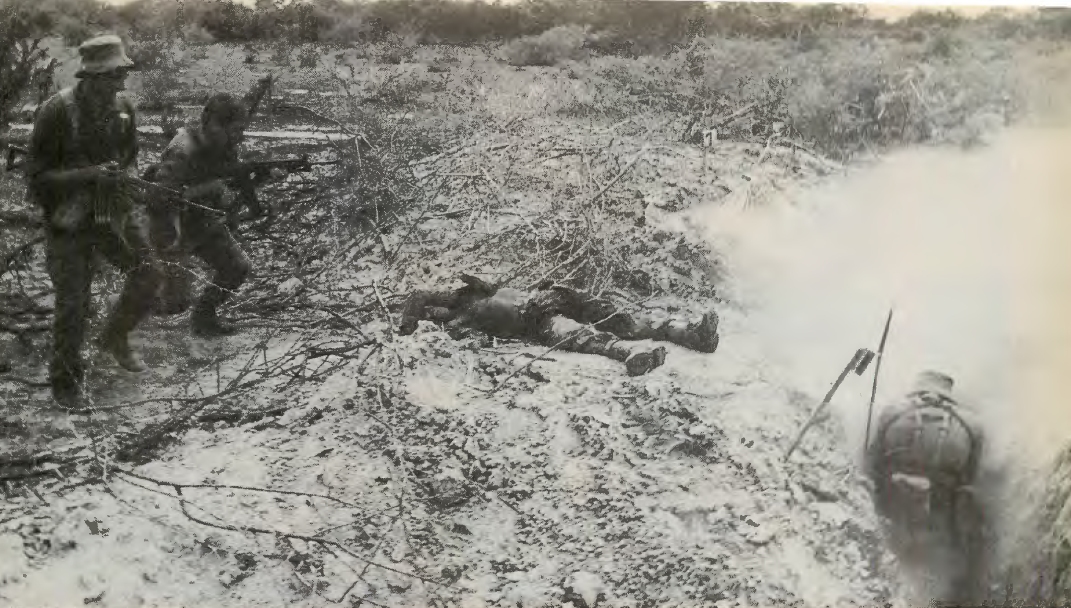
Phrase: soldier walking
[
  {"left": 25, "top": 35, "right": 162, "bottom": 408},
  {"left": 148, "top": 93, "right": 258, "bottom": 337}
]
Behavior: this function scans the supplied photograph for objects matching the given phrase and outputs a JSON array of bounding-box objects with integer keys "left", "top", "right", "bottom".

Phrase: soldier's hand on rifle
[
  {"left": 221, "top": 187, "right": 238, "bottom": 211},
  {"left": 87, "top": 161, "right": 123, "bottom": 186},
  {"left": 269, "top": 167, "right": 287, "bottom": 181},
  {"left": 182, "top": 179, "right": 228, "bottom": 203}
]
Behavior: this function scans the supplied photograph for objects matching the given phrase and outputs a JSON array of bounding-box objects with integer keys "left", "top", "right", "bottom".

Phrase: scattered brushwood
[{"left": 393, "top": 124, "right": 724, "bottom": 313}]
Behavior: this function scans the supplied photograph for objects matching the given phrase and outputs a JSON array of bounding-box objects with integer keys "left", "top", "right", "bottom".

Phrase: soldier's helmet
[
  {"left": 908, "top": 370, "right": 961, "bottom": 406},
  {"left": 76, "top": 34, "right": 135, "bottom": 78}
]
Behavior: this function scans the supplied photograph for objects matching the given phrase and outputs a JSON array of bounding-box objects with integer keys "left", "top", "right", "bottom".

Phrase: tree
[{"left": 0, "top": 2, "right": 56, "bottom": 131}]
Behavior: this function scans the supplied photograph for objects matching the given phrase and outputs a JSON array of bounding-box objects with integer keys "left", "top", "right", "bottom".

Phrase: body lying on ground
[
  {"left": 865, "top": 370, "right": 989, "bottom": 602},
  {"left": 398, "top": 275, "right": 719, "bottom": 376}
]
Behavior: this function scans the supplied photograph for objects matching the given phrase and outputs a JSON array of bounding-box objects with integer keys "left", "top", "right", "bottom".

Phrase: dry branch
[
  {"left": 112, "top": 468, "right": 445, "bottom": 586},
  {"left": 0, "top": 235, "right": 43, "bottom": 278}
]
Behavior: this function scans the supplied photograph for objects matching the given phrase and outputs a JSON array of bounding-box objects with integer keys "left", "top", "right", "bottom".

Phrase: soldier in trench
[
  {"left": 864, "top": 370, "right": 990, "bottom": 601},
  {"left": 398, "top": 275, "right": 720, "bottom": 376}
]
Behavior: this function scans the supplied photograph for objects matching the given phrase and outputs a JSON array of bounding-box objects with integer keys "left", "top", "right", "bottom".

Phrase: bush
[
  {"left": 182, "top": 23, "right": 216, "bottom": 45},
  {"left": 126, "top": 34, "right": 174, "bottom": 69},
  {"left": 298, "top": 45, "right": 318, "bottom": 68},
  {"left": 269, "top": 40, "right": 291, "bottom": 66},
  {"left": 0, "top": 3, "right": 56, "bottom": 130},
  {"left": 500, "top": 24, "right": 590, "bottom": 67},
  {"left": 321, "top": 14, "right": 373, "bottom": 46},
  {"left": 134, "top": 67, "right": 184, "bottom": 110}
]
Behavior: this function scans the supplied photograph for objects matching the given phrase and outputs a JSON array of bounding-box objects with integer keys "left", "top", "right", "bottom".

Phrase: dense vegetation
[
  {"left": 1, "top": 0, "right": 1070, "bottom": 49},
  {"left": 3, "top": 1, "right": 1070, "bottom": 161}
]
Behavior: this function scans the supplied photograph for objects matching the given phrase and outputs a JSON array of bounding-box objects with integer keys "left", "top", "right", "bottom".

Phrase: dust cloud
[{"left": 694, "top": 128, "right": 1071, "bottom": 475}]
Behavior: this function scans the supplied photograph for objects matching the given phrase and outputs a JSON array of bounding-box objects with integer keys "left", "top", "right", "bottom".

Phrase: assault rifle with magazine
[
  {"left": 4, "top": 142, "right": 225, "bottom": 241},
  {"left": 139, "top": 153, "right": 340, "bottom": 228},
  {"left": 143, "top": 154, "right": 341, "bottom": 188},
  {"left": 5, "top": 143, "right": 222, "bottom": 213},
  {"left": 231, "top": 155, "right": 341, "bottom": 185}
]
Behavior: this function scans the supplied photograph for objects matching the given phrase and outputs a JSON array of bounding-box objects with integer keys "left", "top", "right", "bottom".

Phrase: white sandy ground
[{"left": 4, "top": 124, "right": 1071, "bottom": 607}]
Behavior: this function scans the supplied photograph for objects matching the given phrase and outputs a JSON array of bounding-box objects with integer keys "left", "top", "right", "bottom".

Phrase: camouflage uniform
[
  {"left": 150, "top": 125, "right": 252, "bottom": 336},
  {"left": 27, "top": 60, "right": 161, "bottom": 403},
  {"left": 399, "top": 276, "right": 719, "bottom": 376},
  {"left": 865, "top": 371, "right": 988, "bottom": 601}
]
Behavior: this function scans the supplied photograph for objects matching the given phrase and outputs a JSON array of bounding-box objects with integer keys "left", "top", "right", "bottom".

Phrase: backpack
[{"left": 876, "top": 393, "right": 980, "bottom": 488}]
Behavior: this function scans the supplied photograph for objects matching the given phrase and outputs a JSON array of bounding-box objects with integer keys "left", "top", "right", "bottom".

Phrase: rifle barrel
[{"left": 104, "top": 170, "right": 226, "bottom": 215}]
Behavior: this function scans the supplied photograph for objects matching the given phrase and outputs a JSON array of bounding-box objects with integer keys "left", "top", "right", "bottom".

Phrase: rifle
[
  {"left": 4, "top": 143, "right": 222, "bottom": 216},
  {"left": 115, "top": 171, "right": 225, "bottom": 214},
  {"left": 225, "top": 155, "right": 340, "bottom": 187}
]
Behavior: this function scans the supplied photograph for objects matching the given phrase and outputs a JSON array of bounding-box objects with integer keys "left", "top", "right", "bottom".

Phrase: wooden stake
[
  {"left": 864, "top": 308, "right": 894, "bottom": 452},
  {"left": 785, "top": 347, "right": 872, "bottom": 461}
]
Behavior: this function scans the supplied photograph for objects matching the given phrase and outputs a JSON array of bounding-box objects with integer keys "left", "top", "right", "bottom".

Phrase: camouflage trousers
[
  {"left": 150, "top": 207, "right": 251, "bottom": 317},
  {"left": 876, "top": 476, "right": 989, "bottom": 603},
  {"left": 400, "top": 285, "right": 719, "bottom": 374},
  {"left": 46, "top": 208, "right": 161, "bottom": 396},
  {"left": 550, "top": 293, "right": 720, "bottom": 354}
]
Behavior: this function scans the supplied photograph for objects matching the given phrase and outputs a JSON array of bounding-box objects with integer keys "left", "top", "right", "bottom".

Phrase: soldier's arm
[{"left": 154, "top": 142, "right": 228, "bottom": 204}]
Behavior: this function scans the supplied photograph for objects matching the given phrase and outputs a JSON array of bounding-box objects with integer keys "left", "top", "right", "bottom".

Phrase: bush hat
[
  {"left": 76, "top": 35, "right": 135, "bottom": 78},
  {"left": 909, "top": 370, "right": 957, "bottom": 403}
]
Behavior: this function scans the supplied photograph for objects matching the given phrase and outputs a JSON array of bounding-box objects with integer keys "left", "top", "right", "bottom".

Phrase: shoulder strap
[
  {"left": 58, "top": 87, "right": 79, "bottom": 138},
  {"left": 883, "top": 393, "right": 981, "bottom": 480},
  {"left": 55, "top": 87, "right": 83, "bottom": 165}
]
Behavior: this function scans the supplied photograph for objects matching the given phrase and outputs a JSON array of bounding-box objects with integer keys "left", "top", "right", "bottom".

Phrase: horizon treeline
[{"left": 2, "top": 0, "right": 1071, "bottom": 51}]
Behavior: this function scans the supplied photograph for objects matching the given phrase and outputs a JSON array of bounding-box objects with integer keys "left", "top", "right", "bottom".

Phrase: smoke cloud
[{"left": 694, "top": 127, "right": 1071, "bottom": 475}]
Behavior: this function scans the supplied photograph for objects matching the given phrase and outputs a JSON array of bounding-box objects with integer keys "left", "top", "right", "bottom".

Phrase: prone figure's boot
[
  {"left": 542, "top": 316, "right": 667, "bottom": 376},
  {"left": 621, "top": 341, "right": 668, "bottom": 376}
]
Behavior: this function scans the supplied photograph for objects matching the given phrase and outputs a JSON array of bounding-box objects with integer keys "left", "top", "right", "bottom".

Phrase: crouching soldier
[
  {"left": 398, "top": 275, "right": 719, "bottom": 376},
  {"left": 865, "top": 370, "right": 989, "bottom": 601},
  {"left": 148, "top": 93, "right": 257, "bottom": 337}
]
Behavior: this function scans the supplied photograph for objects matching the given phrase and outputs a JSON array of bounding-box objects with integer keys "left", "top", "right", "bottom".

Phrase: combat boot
[
  {"left": 622, "top": 341, "right": 667, "bottom": 376},
  {"left": 666, "top": 310, "right": 720, "bottom": 354},
  {"left": 97, "top": 328, "right": 147, "bottom": 373},
  {"left": 51, "top": 384, "right": 89, "bottom": 411},
  {"left": 191, "top": 302, "right": 239, "bottom": 337}
]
